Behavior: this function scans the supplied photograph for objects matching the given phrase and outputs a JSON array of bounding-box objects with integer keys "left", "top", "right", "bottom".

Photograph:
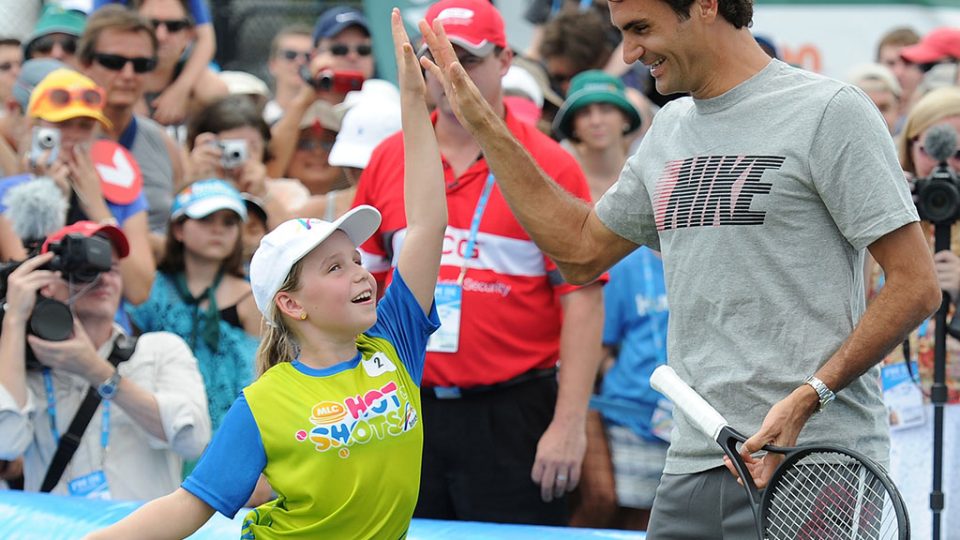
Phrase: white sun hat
[{"left": 249, "top": 205, "right": 382, "bottom": 319}]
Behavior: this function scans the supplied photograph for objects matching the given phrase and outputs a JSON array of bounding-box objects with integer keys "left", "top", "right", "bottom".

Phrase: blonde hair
[
  {"left": 897, "top": 87, "right": 960, "bottom": 175},
  {"left": 254, "top": 260, "right": 305, "bottom": 377}
]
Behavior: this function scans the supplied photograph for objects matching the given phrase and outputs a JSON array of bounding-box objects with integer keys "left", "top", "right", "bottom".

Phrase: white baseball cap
[
  {"left": 249, "top": 205, "right": 382, "bottom": 319},
  {"left": 328, "top": 100, "right": 401, "bottom": 169}
]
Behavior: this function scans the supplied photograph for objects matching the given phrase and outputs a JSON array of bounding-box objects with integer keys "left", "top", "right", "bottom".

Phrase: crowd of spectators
[{"left": 0, "top": 1, "right": 957, "bottom": 537}]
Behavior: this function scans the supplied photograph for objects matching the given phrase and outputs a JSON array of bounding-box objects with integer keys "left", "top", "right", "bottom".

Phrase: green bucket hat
[
  {"left": 552, "top": 70, "right": 642, "bottom": 141},
  {"left": 24, "top": 5, "right": 87, "bottom": 59}
]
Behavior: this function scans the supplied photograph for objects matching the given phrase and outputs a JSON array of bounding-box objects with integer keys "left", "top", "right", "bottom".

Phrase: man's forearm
[
  {"left": 817, "top": 276, "right": 938, "bottom": 393},
  {"left": 0, "top": 320, "right": 29, "bottom": 408},
  {"left": 468, "top": 111, "right": 598, "bottom": 273},
  {"left": 554, "top": 284, "right": 605, "bottom": 425}
]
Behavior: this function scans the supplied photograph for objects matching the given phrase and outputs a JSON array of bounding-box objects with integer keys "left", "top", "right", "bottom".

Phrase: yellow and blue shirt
[{"left": 182, "top": 270, "right": 439, "bottom": 539}]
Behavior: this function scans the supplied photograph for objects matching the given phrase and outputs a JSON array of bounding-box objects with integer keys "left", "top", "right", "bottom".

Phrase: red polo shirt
[{"left": 353, "top": 105, "right": 596, "bottom": 388}]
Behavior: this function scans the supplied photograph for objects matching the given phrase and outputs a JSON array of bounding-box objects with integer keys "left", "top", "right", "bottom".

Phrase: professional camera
[
  {"left": 218, "top": 139, "right": 248, "bottom": 170},
  {"left": 912, "top": 125, "right": 960, "bottom": 225},
  {"left": 0, "top": 233, "right": 114, "bottom": 369}
]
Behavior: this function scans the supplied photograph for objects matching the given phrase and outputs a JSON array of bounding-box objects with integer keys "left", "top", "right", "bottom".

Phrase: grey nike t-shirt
[{"left": 596, "top": 59, "right": 917, "bottom": 474}]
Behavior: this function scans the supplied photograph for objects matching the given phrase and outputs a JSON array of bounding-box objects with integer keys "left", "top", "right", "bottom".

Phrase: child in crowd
[
  {"left": 128, "top": 179, "right": 260, "bottom": 435},
  {"left": 86, "top": 9, "right": 444, "bottom": 539}
]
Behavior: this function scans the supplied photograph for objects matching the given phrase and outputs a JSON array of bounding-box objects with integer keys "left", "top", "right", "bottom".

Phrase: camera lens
[
  {"left": 29, "top": 298, "right": 73, "bottom": 341},
  {"left": 921, "top": 181, "right": 960, "bottom": 223}
]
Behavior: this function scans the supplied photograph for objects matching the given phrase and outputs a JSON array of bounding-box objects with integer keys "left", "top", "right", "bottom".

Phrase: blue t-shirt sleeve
[
  {"left": 106, "top": 192, "right": 147, "bottom": 225},
  {"left": 367, "top": 269, "right": 439, "bottom": 385},
  {"left": 188, "top": 0, "right": 211, "bottom": 24},
  {"left": 0, "top": 174, "right": 33, "bottom": 214},
  {"left": 182, "top": 393, "right": 265, "bottom": 518},
  {"left": 93, "top": 0, "right": 209, "bottom": 23}
]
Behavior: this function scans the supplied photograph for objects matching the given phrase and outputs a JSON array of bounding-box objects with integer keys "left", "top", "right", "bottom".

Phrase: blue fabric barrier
[{"left": 0, "top": 491, "right": 646, "bottom": 539}]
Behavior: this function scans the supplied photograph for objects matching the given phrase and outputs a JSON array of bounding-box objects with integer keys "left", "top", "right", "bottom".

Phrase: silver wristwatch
[
  {"left": 804, "top": 375, "right": 835, "bottom": 413},
  {"left": 97, "top": 369, "right": 122, "bottom": 400}
]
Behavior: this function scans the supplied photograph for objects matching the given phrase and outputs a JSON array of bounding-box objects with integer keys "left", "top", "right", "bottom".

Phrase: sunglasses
[
  {"left": 296, "top": 138, "right": 334, "bottom": 152},
  {"left": 30, "top": 34, "right": 77, "bottom": 56},
  {"left": 29, "top": 86, "right": 105, "bottom": 115},
  {"left": 323, "top": 43, "right": 373, "bottom": 57},
  {"left": 150, "top": 18, "right": 192, "bottom": 33},
  {"left": 0, "top": 61, "right": 18, "bottom": 72},
  {"left": 93, "top": 52, "right": 158, "bottom": 73},
  {"left": 279, "top": 49, "right": 311, "bottom": 62}
]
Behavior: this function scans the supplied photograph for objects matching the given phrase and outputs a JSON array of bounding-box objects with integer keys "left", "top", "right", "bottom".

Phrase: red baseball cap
[
  {"left": 41, "top": 220, "right": 130, "bottom": 259},
  {"left": 900, "top": 27, "right": 960, "bottom": 64},
  {"left": 424, "top": 0, "right": 507, "bottom": 57}
]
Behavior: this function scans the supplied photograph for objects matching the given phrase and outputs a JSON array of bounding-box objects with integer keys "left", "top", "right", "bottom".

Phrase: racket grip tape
[{"left": 650, "top": 365, "right": 730, "bottom": 441}]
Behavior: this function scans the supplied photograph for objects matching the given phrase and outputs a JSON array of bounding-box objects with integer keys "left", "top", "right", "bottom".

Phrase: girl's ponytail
[{"left": 254, "top": 259, "right": 305, "bottom": 377}]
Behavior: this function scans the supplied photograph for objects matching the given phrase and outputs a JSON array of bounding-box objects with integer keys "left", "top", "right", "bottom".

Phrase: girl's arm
[
  {"left": 84, "top": 488, "right": 215, "bottom": 540},
  {"left": 391, "top": 8, "right": 446, "bottom": 314}
]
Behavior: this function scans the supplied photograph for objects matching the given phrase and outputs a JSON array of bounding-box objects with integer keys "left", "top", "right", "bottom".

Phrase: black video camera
[{"left": 0, "top": 233, "right": 114, "bottom": 369}]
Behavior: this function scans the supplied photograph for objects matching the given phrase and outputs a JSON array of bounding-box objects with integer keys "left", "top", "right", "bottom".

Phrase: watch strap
[{"left": 804, "top": 375, "right": 835, "bottom": 412}]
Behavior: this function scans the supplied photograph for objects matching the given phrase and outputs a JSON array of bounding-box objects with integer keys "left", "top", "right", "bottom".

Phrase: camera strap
[{"left": 39, "top": 335, "right": 138, "bottom": 493}]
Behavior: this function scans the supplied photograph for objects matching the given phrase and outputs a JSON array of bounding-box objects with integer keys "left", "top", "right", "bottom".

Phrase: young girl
[
  {"left": 128, "top": 178, "right": 261, "bottom": 436},
  {"left": 86, "top": 9, "right": 445, "bottom": 539}
]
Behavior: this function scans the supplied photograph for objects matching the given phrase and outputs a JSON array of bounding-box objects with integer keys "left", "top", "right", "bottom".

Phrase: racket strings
[{"left": 762, "top": 451, "right": 899, "bottom": 539}]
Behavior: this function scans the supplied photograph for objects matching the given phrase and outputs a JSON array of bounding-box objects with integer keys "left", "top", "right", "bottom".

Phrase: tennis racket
[{"left": 650, "top": 365, "right": 910, "bottom": 540}]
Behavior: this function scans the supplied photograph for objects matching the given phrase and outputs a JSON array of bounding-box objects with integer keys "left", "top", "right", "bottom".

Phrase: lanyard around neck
[
  {"left": 43, "top": 369, "right": 110, "bottom": 451},
  {"left": 458, "top": 173, "right": 496, "bottom": 284}
]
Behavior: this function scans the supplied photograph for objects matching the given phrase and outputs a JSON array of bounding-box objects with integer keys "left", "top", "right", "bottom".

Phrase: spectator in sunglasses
[
  {"left": 95, "top": 0, "right": 222, "bottom": 129},
  {"left": 78, "top": 5, "right": 185, "bottom": 259},
  {"left": 266, "top": 7, "right": 377, "bottom": 184},
  {"left": 310, "top": 6, "right": 375, "bottom": 87},
  {"left": 263, "top": 24, "right": 312, "bottom": 126},
  {"left": 22, "top": 5, "right": 85, "bottom": 68}
]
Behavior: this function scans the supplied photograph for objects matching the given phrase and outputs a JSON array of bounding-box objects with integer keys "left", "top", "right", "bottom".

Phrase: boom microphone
[
  {"left": 3, "top": 176, "right": 68, "bottom": 252},
  {"left": 923, "top": 124, "right": 958, "bottom": 164}
]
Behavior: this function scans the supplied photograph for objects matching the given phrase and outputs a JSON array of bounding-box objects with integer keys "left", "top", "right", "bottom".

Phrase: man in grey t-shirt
[{"left": 418, "top": 0, "right": 941, "bottom": 537}]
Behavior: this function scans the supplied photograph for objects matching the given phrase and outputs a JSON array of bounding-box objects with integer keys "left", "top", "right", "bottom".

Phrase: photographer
[
  {"left": 14, "top": 68, "right": 155, "bottom": 309},
  {"left": 0, "top": 220, "right": 210, "bottom": 500},
  {"left": 867, "top": 86, "right": 960, "bottom": 537},
  {"left": 185, "top": 95, "right": 296, "bottom": 234}
]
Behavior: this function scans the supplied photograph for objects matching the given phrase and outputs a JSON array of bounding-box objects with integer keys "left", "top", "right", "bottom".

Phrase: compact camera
[
  {"left": 29, "top": 127, "right": 61, "bottom": 167},
  {"left": 299, "top": 66, "right": 365, "bottom": 94},
  {"left": 0, "top": 234, "right": 114, "bottom": 369},
  {"left": 219, "top": 139, "right": 248, "bottom": 170}
]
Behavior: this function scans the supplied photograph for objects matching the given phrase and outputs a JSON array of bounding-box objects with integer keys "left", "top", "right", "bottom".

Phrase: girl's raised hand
[{"left": 391, "top": 8, "right": 425, "bottom": 97}]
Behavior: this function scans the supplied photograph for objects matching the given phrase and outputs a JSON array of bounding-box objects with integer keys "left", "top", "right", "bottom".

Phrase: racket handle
[{"left": 650, "top": 365, "right": 729, "bottom": 441}]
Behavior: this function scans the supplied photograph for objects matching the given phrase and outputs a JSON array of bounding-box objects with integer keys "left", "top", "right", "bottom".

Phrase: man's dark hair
[
  {"left": 539, "top": 10, "right": 613, "bottom": 74},
  {"left": 611, "top": 0, "right": 753, "bottom": 29}
]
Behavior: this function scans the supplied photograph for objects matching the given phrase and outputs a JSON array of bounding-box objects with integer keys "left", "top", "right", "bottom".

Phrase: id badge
[
  {"left": 426, "top": 282, "right": 462, "bottom": 353},
  {"left": 67, "top": 470, "right": 112, "bottom": 500},
  {"left": 881, "top": 362, "right": 925, "bottom": 431}
]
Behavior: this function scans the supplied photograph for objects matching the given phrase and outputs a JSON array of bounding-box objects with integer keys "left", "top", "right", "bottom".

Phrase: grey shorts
[
  {"left": 606, "top": 425, "right": 668, "bottom": 509},
  {"left": 646, "top": 467, "right": 756, "bottom": 540}
]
